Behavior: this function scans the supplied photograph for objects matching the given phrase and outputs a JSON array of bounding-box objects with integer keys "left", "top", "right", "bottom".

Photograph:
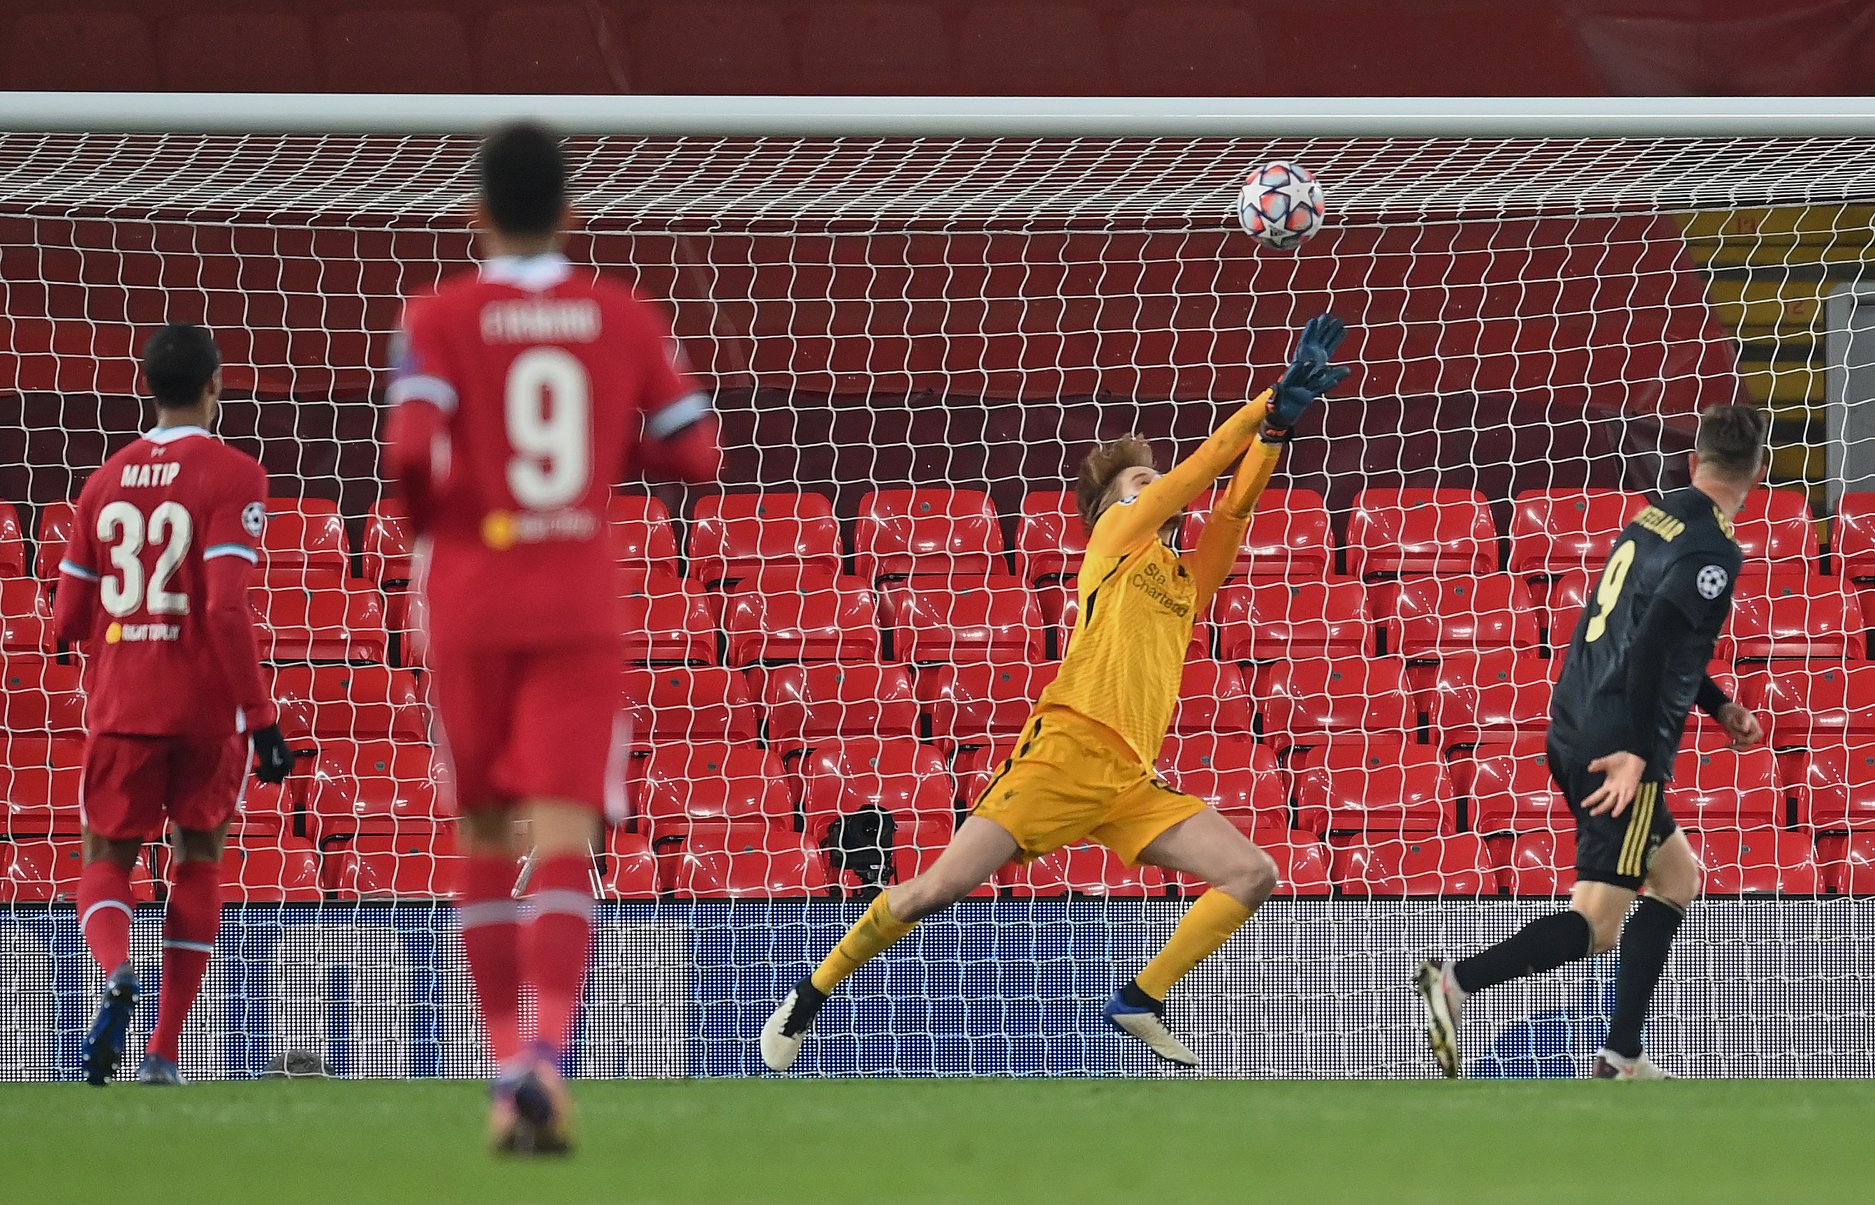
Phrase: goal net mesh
[{"left": 1, "top": 128, "right": 1872, "bottom": 1080}]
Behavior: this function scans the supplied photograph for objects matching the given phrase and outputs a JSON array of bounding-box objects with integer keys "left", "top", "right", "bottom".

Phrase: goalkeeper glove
[
  {"left": 251, "top": 724, "right": 297, "bottom": 785},
  {"left": 1266, "top": 313, "right": 1351, "bottom": 438}
]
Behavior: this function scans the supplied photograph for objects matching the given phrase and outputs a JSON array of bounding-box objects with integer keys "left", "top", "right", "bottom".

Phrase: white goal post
[{"left": 0, "top": 93, "right": 1872, "bottom": 1082}]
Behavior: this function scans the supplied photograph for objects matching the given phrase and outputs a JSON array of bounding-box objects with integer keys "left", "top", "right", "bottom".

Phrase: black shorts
[{"left": 1548, "top": 738, "right": 1679, "bottom": 890}]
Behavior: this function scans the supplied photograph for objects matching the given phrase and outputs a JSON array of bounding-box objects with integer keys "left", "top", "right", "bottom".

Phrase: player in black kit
[{"left": 1415, "top": 403, "right": 1770, "bottom": 1080}]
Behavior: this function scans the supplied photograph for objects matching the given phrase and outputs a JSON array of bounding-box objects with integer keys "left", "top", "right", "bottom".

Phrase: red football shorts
[
  {"left": 81, "top": 732, "right": 250, "bottom": 841},
  {"left": 429, "top": 643, "right": 627, "bottom": 820}
]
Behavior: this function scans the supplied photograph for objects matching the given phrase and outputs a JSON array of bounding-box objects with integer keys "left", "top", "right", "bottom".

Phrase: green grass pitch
[{"left": 8, "top": 1078, "right": 1873, "bottom": 1203}]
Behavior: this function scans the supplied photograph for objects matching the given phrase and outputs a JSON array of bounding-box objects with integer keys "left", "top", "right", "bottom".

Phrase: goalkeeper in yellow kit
[{"left": 762, "top": 315, "right": 1350, "bottom": 1070}]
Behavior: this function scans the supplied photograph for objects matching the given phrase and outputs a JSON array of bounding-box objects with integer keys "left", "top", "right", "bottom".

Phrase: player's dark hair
[
  {"left": 478, "top": 120, "right": 567, "bottom": 238},
  {"left": 141, "top": 323, "right": 221, "bottom": 409},
  {"left": 1076, "top": 434, "right": 1158, "bottom": 529},
  {"left": 1695, "top": 403, "right": 1769, "bottom": 481}
]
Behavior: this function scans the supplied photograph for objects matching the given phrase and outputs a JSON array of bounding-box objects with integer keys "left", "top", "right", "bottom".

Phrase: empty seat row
[
  {"left": 6, "top": 485, "right": 1836, "bottom": 599},
  {"left": 8, "top": 822, "right": 1854, "bottom": 901}
]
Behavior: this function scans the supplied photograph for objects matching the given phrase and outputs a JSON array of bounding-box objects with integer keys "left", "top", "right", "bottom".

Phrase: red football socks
[
  {"left": 523, "top": 854, "right": 594, "bottom": 1060},
  {"left": 148, "top": 859, "right": 222, "bottom": 1063},
  {"left": 77, "top": 859, "right": 134, "bottom": 973},
  {"left": 460, "top": 855, "right": 524, "bottom": 1064}
]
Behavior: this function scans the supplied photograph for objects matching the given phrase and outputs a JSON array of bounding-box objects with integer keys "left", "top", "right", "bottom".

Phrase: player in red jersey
[
  {"left": 55, "top": 324, "right": 296, "bottom": 1087},
  {"left": 384, "top": 122, "right": 722, "bottom": 1154}
]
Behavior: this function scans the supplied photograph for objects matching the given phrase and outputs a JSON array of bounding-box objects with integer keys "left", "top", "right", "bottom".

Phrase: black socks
[
  {"left": 1605, "top": 896, "right": 1685, "bottom": 1058},
  {"left": 1453, "top": 909, "right": 1595, "bottom": 994}
]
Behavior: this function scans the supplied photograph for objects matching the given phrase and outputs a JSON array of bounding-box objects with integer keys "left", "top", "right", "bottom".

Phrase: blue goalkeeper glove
[{"left": 1266, "top": 313, "right": 1351, "bottom": 436}]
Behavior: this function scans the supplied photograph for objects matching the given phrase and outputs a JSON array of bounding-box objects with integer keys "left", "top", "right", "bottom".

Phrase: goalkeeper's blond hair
[{"left": 1075, "top": 435, "right": 1157, "bottom": 530}]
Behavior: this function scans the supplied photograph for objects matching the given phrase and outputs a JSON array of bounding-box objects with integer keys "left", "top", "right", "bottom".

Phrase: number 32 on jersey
[{"left": 97, "top": 500, "right": 193, "bottom": 617}]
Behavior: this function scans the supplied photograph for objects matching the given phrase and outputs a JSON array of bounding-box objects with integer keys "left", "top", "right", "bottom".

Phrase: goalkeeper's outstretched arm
[
  {"left": 1184, "top": 433, "right": 1283, "bottom": 605},
  {"left": 1085, "top": 394, "right": 1274, "bottom": 557}
]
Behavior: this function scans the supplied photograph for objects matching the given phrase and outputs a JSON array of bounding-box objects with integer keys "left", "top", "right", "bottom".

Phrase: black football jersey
[{"left": 1548, "top": 486, "right": 1743, "bottom": 780}]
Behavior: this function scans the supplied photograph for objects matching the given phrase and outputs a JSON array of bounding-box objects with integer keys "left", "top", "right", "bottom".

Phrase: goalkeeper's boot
[
  {"left": 135, "top": 1053, "right": 183, "bottom": 1086},
  {"left": 760, "top": 979, "right": 829, "bottom": 1073},
  {"left": 1414, "top": 958, "right": 1466, "bottom": 1080},
  {"left": 81, "top": 962, "right": 139, "bottom": 1086},
  {"left": 1593, "top": 1049, "right": 1673, "bottom": 1080},
  {"left": 1103, "top": 980, "right": 1199, "bottom": 1068}
]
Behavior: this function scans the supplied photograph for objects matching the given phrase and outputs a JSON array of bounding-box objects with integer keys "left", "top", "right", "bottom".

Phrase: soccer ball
[{"left": 1236, "top": 162, "right": 1325, "bottom": 251}]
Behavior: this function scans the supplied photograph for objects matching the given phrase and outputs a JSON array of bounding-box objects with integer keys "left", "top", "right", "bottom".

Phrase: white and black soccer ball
[{"left": 1236, "top": 161, "right": 1326, "bottom": 251}]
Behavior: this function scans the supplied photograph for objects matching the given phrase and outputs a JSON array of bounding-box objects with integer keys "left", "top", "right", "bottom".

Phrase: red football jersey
[
  {"left": 388, "top": 252, "right": 706, "bottom": 649},
  {"left": 59, "top": 426, "right": 272, "bottom": 738}
]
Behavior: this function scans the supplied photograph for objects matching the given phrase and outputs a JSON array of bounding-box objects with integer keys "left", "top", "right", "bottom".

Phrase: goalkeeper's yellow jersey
[{"left": 1035, "top": 394, "right": 1283, "bottom": 765}]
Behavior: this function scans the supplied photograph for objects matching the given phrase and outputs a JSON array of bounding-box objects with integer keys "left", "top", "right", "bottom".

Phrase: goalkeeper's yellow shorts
[{"left": 969, "top": 707, "right": 1206, "bottom": 866}]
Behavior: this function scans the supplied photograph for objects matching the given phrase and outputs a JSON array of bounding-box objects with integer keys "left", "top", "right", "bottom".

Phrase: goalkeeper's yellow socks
[
  {"left": 1135, "top": 888, "right": 1255, "bottom": 1000},
  {"left": 810, "top": 891, "right": 916, "bottom": 993}
]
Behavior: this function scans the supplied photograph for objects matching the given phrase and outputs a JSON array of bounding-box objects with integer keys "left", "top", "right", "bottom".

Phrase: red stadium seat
[
  {"left": 690, "top": 491, "right": 843, "bottom": 586},
  {"left": 639, "top": 741, "right": 792, "bottom": 837},
  {"left": 795, "top": 736, "right": 953, "bottom": 842},
  {"left": 1014, "top": 491, "right": 1086, "bottom": 584},
  {"left": 326, "top": 825, "right": 463, "bottom": 899},
  {"left": 0, "top": 738, "right": 83, "bottom": 835},
  {"left": 1379, "top": 573, "right": 1540, "bottom": 660},
  {"left": 668, "top": 825, "right": 833, "bottom": 899},
  {"left": 1507, "top": 488, "right": 1647, "bottom": 576},
  {"left": 305, "top": 739, "right": 448, "bottom": 840},
  {"left": 606, "top": 493, "right": 679, "bottom": 572},
  {"left": 1187, "top": 487, "right": 1336, "bottom": 581},
  {"left": 0, "top": 838, "right": 86, "bottom": 902},
  {"left": 1834, "top": 492, "right": 1875, "bottom": 581},
  {"left": 0, "top": 579, "right": 54, "bottom": 654},
  {"left": 319, "top": 10, "right": 473, "bottom": 92},
  {"left": 0, "top": 503, "right": 26, "bottom": 578},
  {"left": 1728, "top": 575, "right": 1866, "bottom": 661},
  {"left": 271, "top": 665, "right": 426, "bottom": 743},
  {"left": 1252, "top": 656, "right": 1418, "bottom": 751},
  {"left": 632, "top": 3, "right": 800, "bottom": 94},
  {"left": 33, "top": 500, "right": 75, "bottom": 581},
  {"left": 722, "top": 576, "right": 879, "bottom": 665},
  {"left": 1793, "top": 742, "right": 1875, "bottom": 831},
  {"left": 1452, "top": 737, "right": 1569, "bottom": 833},
  {"left": 918, "top": 661, "right": 1057, "bottom": 751},
  {"left": 220, "top": 832, "right": 322, "bottom": 902},
  {"left": 621, "top": 666, "right": 758, "bottom": 748},
  {"left": 997, "top": 843, "right": 1160, "bottom": 897},
  {"left": 1672, "top": 745, "right": 1783, "bottom": 829},
  {"left": 1164, "top": 826, "right": 1333, "bottom": 897},
  {"left": 260, "top": 497, "right": 349, "bottom": 578},
  {"left": 754, "top": 662, "right": 918, "bottom": 747},
  {"left": 1541, "top": 568, "right": 1593, "bottom": 651},
  {"left": 161, "top": 10, "right": 319, "bottom": 92},
  {"left": 1347, "top": 488, "right": 1498, "bottom": 579},
  {"left": 1215, "top": 579, "right": 1374, "bottom": 661},
  {"left": 1295, "top": 743, "right": 1455, "bottom": 836},
  {"left": 1424, "top": 651, "right": 1552, "bottom": 748},
  {"left": 1748, "top": 663, "right": 1875, "bottom": 749},
  {"left": 0, "top": 654, "right": 85, "bottom": 739},
  {"left": 251, "top": 573, "right": 388, "bottom": 663},
  {"left": 888, "top": 576, "right": 1042, "bottom": 665},
  {"left": 1169, "top": 659, "right": 1254, "bottom": 735},
  {"left": 1332, "top": 834, "right": 1496, "bottom": 896},
  {"left": 359, "top": 500, "right": 413, "bottom": 585},
  {"left": 1490, "top": 830, "right": 1577, "bottom": 896},
  {"left": 854, "top": 488, "right": 1008, "bottom": 582},
  {"left": 603, "top": 828, "right": 660, "bottom": 898},
  {"left": 1687, "top": 828, "right": 1821, "bottom": 895},
  {"left": 6, "top": 12, "right": 159, "bottom": 91},
  {"left": 1817, "top": 832, "right": 1875, "bottom": 893},
  {"left": 950, "top": 740, "right": 1012, "bottom": 808},
  {"left": 1732, "top": 487, "right": 1819, "bottom": 575},
  {"left": 476, "top": 4, "right": 619, "bottom": 93},
  {"left": 1158, "top": 734, "right": 1286, "bottom": 825},
  {"left": 620, "top": 582, "right": 716, "bottom": 664}
]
